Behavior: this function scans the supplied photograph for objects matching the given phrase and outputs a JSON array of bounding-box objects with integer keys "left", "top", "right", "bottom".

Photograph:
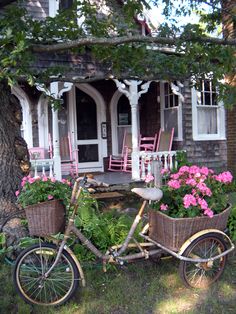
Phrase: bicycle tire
[
  {"left": 13, "top": 242, "right": 80, "bottom": 306},
  {"left": 179, "top": 233, "right": 227, "bottom": 288}
]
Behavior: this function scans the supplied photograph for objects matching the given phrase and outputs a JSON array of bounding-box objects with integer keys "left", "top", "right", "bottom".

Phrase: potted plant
[
  {"left": 15, "top": 176, "right": 72, "bottom": 236},
  {"left": 148, "top": 165, "right": 233, "bottom": 251}
]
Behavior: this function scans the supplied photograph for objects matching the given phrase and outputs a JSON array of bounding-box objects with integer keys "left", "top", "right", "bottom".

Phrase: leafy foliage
[
  {"left": 73, "top": 190, "right": 142, "bottom": 261},
  {"left": 152, "top": 165, "right": 234, "bottom": 218},
  {"left": 16, "top": 176, "right": 72, "bottom": 207},
  {"left": 228, "top": 205, "right": 236, "bottom": 241},
  {"left": 0, "top": 0, "right": 235, "bottom": 104}
]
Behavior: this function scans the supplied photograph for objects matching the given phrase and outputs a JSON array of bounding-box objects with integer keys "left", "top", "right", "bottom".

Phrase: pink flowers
[
  {"left": 15, "top": 175, "right": 72, "bottom": 208},
  {"left": 160, "top": 204, "right": 168, "bottom": 211},
  {"left": 214, "top": 171, "right": 233, "bottom": 184},
  {"left": 145, "top": 174, "right": 154, "bottom": 184},
  {"left": 168, "top": 179, "right": 181, "bottom": 189},
  {"left": 183, "top": 194, "right": 197, "bottom": 208},
  {"left": 155, "top": 165, "right": 233, "bottom": 219}
]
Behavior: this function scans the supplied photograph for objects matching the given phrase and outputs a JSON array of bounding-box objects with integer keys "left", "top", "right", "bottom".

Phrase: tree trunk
[
  {"left": 0, "top": 81, "right": 30, "bottom": 218},
  {"left": 222, "top": 0, "right": 236, "bottom": 176}
]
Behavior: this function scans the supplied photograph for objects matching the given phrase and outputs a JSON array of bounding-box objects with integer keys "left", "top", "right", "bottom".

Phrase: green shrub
[
  {"left": 228, "top": 205, "right": 236, "bottom": 241},
  {"left": 73, "top": 190, "right": 142, "bottom": 261}
]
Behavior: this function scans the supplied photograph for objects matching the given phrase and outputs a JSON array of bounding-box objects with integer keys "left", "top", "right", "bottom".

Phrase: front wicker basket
[
  {"left": 148, "top": 204, "right": 231, "bottom": 252},
  {"left": 25, "top": 199, "right": 66, "bottom": 236}
]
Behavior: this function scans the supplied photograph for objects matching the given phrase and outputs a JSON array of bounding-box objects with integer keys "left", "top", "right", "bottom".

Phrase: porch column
[
  {"left": 114, "top": 79, "right": 151, "bottom": 180},
  {"left": 52, "top": 82, "right": 73, "bottom": 180},
  {"left": 50, "top": 82, "right": 61, "bottom": 180}
]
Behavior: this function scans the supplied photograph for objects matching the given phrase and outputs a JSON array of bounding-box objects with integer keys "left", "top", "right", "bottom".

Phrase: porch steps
[{"left": 92, "top": 191, "right": 124, "bottom": 200}]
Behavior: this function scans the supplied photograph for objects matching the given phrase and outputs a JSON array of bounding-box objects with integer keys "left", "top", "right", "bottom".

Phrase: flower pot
[
  {"left": 148, "top": 204, "right": 231, "bottom": 252},
  {"left": 25, "top": 199, "right": 66, "bottom": 236}
]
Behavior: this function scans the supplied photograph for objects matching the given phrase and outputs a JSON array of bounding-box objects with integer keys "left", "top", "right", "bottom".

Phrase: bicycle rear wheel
[
  {"left": 13, "top": 243, "right": 79, "bottom": 306},
  {"left": 179, "top": 233, "right": 227, "bottom": 288}
]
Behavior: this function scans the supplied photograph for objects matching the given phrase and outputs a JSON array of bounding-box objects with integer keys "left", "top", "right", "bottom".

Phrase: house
[{"left": 10, "top": 0, "right": 228, "bottom": 180}]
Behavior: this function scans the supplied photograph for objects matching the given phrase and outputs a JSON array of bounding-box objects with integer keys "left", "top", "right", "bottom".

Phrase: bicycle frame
[
  {"left": 44, "top": 177, "right": 235, "bottom": 281},
  {"left": 44, "top": 179, "right": 162, "bottom": 279}
]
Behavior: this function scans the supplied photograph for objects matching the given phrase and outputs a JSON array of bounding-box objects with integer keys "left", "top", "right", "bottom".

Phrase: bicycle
[{"left": 13, "top": 176, "right": 235, "bottom": 306}]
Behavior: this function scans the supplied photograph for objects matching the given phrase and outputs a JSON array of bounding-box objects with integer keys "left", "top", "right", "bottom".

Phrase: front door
[{"left": 75, "top": 86, "right": 105, "bottom": 172}]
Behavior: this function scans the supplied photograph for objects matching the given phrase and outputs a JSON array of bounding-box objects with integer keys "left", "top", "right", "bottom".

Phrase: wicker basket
[
  {"left": 148, "top": 204, "right": 231, "bottom": 252},
  {"left": 25, "top": 199, "right": 66, "bottom": 236}
]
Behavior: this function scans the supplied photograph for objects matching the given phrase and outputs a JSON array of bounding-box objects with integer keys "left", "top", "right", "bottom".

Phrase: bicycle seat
[{"left": 131, "top": 187, "right": 163, "bottom": 201}]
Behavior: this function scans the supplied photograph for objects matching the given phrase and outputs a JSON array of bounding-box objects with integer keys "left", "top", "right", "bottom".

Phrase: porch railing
[
  {"left": 139, "top": 150, "right": 178, "bottom": 179},
  {"left": 30, "top": 159, "right": 54, "bottom": 178}
]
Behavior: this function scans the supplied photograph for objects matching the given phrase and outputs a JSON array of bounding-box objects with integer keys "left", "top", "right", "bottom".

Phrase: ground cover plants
[{"left": 0, "top": 251, "right": 235, "bottom": 314}]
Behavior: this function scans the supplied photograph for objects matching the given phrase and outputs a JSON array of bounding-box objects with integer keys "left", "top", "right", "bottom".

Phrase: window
[
  {"left": 160, "top": 82, "right": 183, "bottom": 140},
  {"left": 192, "top": 80, "right": 225, "bottom": 140},
  {"left": 59, "top": 0, "right": 73, "bottom": 10}
]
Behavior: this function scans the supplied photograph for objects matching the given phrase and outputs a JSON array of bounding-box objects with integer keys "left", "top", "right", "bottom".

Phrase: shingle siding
[{"left": 22, "top": 0, "right": 48, "bottom": 19}]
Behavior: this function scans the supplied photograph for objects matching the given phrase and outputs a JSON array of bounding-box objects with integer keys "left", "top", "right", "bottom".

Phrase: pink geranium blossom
[
  {"left": 15, "top": 175, "right": 72, "bottom": 208},
  {"left": 186, "top": 178, "right": 197, "bottom": 186},
  {"left": 204, "top": 208, "right": 214, "bottom": 218},
  {"left": 170, "top": 173, "right": 179, "bottom": 180},
  {"left": 178, "top": 166, "right": 190, "bottom": 173},
  {"left": 196, "top": 182, "right": 212, "bottom": 196},
  {"left": 153, "top": 165, "right": 233, "bottom": 219},
  {"left": 214, "top": 171, "right": 233, "bottom": 184},
  {"left": 168, "top": 179, "right": 181, "bottom": 189},
  {"left": 28, "top": 177, "right": 35, "bottom": 184},
  {"left": 145, "top": 174, "right": 154, "bottom": 183},
  {"left": 160, "top": 204, "right": 168, "bottom": 211},
  {"left": 189, "top": 165, "right": 201, "bottom": 174},
  {"left": 197, "top": 198, "right": 208, "bottom": 210},
  {"left": 183, "top": 194, "right": 197, "bottom": 208}
]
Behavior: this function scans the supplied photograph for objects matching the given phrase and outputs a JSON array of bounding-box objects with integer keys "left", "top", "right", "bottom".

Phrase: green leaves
[
  {"left": 16, "top": 176, "right": 72, "bottom": 208},
  {"left": 0, "top": 0, "right": 235, "bottom": 105},
  {"left": 228, "top": 205, "right": 236, "bottom": 241}
]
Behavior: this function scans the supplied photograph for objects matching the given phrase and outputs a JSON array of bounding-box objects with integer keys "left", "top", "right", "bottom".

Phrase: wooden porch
[{"left": 30, "top": 150, "right": 178, "bottom": 182}]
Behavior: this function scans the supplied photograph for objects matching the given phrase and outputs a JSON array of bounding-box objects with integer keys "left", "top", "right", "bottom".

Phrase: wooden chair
[
  {"left": 28, "top": 147, "right": 47, "bottom": 160},
  {"left": 156, "top": 128, "right": 174, "bottom": 152},
  {"left": 108, "top": 131, "right": 132, "bottom": 172},
  {"left": 139, "top": 133, "right": 158, "bottom": 152},
  {"left": 49, "top": 133, "right": 79, "bottom": 177},
  {"left": 140, "top": 128, "right": 174, "bottom": 175}
]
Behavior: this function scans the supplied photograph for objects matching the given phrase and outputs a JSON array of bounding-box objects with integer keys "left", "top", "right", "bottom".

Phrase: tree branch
[{"left": 31, "top": 34, "right": 236, "bottom": 53}]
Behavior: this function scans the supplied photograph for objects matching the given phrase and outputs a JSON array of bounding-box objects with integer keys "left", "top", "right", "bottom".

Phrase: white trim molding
[
  {"left": 192, "top": 86, "right": 226, "bottom": 141},
  {"left": 11, "top": 85, "right": 33, "bottom": 148},
  {"left": 160, "top": 81, "right": 183, "bottom": 141}
]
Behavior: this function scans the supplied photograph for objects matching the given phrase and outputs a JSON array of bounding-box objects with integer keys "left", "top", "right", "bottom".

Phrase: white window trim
[
  {"left": 192, "top": 87, "right": 226, "bottom": 141},
  {"left": 160, "top": 82, "right": 183, "bottom": 141},
  {"left": 49, "top": 0, "right": 59, "bottom": 17}
]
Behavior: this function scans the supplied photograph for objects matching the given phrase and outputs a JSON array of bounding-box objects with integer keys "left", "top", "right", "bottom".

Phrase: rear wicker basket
[
  {"left": 148, "top": 204, "right": 231, "bottom": 252},
  {"left": 25, "top": 199, "right": 66, "bottom": 236}
]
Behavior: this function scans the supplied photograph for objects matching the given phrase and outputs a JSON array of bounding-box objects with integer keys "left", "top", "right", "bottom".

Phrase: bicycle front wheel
[{"left": 13, "top": 243, "right": 79, "bottom": 306}]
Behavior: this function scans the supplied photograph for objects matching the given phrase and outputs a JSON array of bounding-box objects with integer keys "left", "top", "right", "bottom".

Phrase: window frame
[
  {"left": 160, "top": 81, "right": 183, "bottom": 141},
  {"left": 192, "top": 81, "right": 226, "bottom": 141}
]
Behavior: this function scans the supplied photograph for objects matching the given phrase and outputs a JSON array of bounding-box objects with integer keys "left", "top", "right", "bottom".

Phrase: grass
[{"left": 0, "top": 251, "right": 235, "bottom": 314}]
